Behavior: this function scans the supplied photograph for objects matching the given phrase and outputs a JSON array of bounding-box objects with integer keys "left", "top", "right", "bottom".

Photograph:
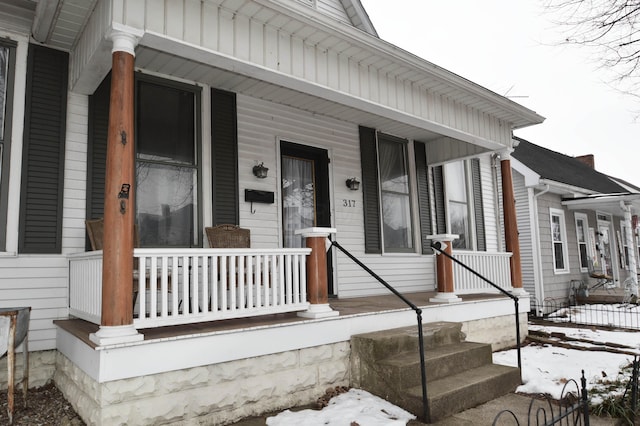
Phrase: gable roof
[{"left": 512, "top": 137, "right": 627, "bottom": 194}]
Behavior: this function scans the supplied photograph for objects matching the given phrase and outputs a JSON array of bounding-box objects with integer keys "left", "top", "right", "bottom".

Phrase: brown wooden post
[
  {"left": 500, "top": 151, "right": 526, "bottom": 295},
  {"left": 296, "top": 227, "right": 339, "bottom": 318},
  {"left": 428, "top": 234, "right": 462, "bottom": 303},
  {"left": 90, "top": 31, "right": 143, "bottom": 346}
]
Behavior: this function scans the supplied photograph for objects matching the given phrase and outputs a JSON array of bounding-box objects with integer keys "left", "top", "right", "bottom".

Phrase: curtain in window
[
  {"left": 282, "top": 156, "right": 314, "bottom": 248},
  {"left": 378, "top": 139, "right": 413, "bottom": 251}
]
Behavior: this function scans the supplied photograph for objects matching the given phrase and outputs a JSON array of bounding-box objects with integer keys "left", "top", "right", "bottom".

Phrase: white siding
[
  {"left": 316, "top": 0, "right": 350, "bottom": 23},
  {"left": 0, "top": 255, "right": 69, "bottom": 351},
  {"left": 236, "top": 95, "right": 435, "bottom": 298},
  {"left": 513, "top": 171, "right": 535, "bottom": 296},
  {"left": 98, "top": 0, "right": 514, "bottom": 147},
  {"left": 479, "top": 154, "right": 500, "bottom": 252}
]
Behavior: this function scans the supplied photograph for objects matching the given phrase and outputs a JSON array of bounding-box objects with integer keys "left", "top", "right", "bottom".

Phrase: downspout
[
  {"left": 531, "top": 184, "right": 550, "bottom": 313},
  {"left": 491, "top": 153, "right": 504, "bottom": 252}
]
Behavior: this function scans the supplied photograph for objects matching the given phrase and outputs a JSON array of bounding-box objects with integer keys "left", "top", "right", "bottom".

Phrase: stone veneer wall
[
  {"left": 54, "top": 342, "right": 350, "bottom": 426},
  {"left": 461, "top": 312, "right": 529, "bottom": 351},
  {"left": 0, "top": 350, "right": 56, "bottom": 390}
]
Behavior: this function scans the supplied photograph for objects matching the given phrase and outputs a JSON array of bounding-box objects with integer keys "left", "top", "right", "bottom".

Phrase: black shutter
[
  {"left": 211, "top": 88, "right": 238, "bottom": 225},
  {"left": 432, "top": 165, "right": 447, "bottom": 234},
  {"left": 414, "top": 142, "right": 433, "bottom": 254},
  {"left": 359, "top": 126, "right": 381, "bottom": 254},
  {"left": 19, "top": 45, "right": 68, "bottom": 253},
  {"left": 86, "top": 74, "right": 111, "bottom": 232},
  {"left": 471, "top": 158, "right": 486, "bottom": 251}
]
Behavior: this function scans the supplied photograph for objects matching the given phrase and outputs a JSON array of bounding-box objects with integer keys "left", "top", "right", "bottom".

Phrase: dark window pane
[
  {"left": 137, "top": 81, "right": 195, "bottom": 164},
  {"left": 554, "top": 242, "right": 565, "bottom": 269}
]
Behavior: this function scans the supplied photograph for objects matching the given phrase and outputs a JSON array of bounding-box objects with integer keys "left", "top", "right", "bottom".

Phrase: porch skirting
[{"left": 54, "top": 342, "right": 350, "bottom": 425}]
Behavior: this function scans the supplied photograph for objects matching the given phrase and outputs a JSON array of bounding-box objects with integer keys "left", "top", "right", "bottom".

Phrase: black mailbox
[{"left": 245, "top": 189, "right": 274, "bottom": 204}]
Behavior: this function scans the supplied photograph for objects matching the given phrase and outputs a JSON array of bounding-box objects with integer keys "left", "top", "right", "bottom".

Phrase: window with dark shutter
[
  {"left": 359, "top": 126, "right": 381, "bottom": 254},
  {"left": 211, "top": 89, "right": 239, "bottom": 226},
  {"left": 414, "top": 142, "right": 433, "bottom": 254},
  {"left": 19, "top": 45, "right": 68, "bottom": 254},
  {"left": 470, "top": 158, "right": 486, "bottom": 251},
  {"left": 432, "top": 165, "right": 446, "bottom": 235}
]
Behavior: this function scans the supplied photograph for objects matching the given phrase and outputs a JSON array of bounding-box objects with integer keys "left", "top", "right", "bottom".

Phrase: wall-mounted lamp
[
  {"left": 346, "top": 177, "right": 360, "bottom": 191},
  {"left": 252, "top": 163, "right": 269, "bottom": 179}
]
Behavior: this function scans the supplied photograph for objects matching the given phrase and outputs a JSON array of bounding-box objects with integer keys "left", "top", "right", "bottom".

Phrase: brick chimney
[{"left": 575, "top": 154, "right": 595, "bottom": 169}]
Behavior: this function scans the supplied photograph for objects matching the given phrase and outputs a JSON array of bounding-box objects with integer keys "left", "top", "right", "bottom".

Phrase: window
[
  {"left": 550, "top": 208, "right": 569, "bottom": 273},
  {"left": 444, "top": 161, "right": 470, "bottom": 249},
  {"left": 377, "top": 135, "right": 414, "bottom": 252},
  {"left": 433, "top": 159, "right": 485, "bottom": 251},
  {"left": 0, "top": 39, "right": 15, "bottom": 252},
  {"left": 136, "top": 78, "right": 201, "bottom": 247},
  {"left": 621, "top": 221, "right": 630, "bottom": 269},
  {"left": 574, "top": 213, "right": 589, "bottom": 272}
]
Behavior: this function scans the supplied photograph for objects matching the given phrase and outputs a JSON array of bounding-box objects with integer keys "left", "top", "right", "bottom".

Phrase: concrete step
[
  {"left": 350, "top": 322, "right": 521, "bottom": 423},
  {"left": 379, "top": 342, "right": 492, "bottom": 386},
  {"left": 351, "top": 322, "right": 464, "bottom": 362},
  {"left": 403, "top": 363, "right": 522, "bottom": 423}
]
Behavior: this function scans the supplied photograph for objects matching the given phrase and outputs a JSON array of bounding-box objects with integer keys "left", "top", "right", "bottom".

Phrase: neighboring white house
[
  {"left": 511, "top": 137, "right": 640, "bottom": 308},
  {"left": 0, "top": 0, "right": 543, "bottom": 424}
]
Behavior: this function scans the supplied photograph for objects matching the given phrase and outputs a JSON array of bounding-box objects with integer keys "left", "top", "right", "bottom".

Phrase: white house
[{"left": 0, "top": 0, "right": 543, "bottom": 424}]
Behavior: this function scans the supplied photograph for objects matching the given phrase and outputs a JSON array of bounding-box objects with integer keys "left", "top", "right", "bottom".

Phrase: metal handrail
[
  {"left": 430, "top": 242, "right": 522, "bottom": 372},
  {"left": 329, "top": 240, "right": 429, "bottom": 422}
]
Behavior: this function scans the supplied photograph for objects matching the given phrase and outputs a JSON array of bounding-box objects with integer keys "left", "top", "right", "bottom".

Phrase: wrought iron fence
[
  {"left": 530, "top": 297, "right": 640, "bottom": 331},
  {"left": 492, "top": 371, "right": 589, "bottom": 425}
]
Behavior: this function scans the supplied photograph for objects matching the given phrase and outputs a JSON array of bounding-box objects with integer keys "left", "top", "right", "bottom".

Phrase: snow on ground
[
  {"left": 266, "top": 388, "right": 416, "bottom": 426},
  {"left": 267, "top": 306, "right": 640, "bottom": 425}
]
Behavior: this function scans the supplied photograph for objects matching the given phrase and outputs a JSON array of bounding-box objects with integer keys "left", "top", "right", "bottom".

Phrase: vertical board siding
[
  {"left": 107, "top": 0, "right": 512, "bottom": 147},
  {"left": 236, "top": 95, "right": 435, "bottom": 296}
]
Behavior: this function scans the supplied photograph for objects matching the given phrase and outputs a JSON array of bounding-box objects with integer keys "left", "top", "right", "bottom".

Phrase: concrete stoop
[{"left": 350, "top": 321, "right": 521, "bottom": 423}]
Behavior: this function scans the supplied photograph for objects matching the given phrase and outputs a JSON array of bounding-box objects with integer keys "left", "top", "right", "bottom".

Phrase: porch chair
[
  {"left": 85, "top": 218, "right": 172, "bottom": 314},
  {"left": 205, "top": 224, "right": 250, "bottom": 248},
  {"left": 587, "top": 258, "right": 614, "bottom": 291},
  {"left": 205, "top": 225, "right": 253, "bottom": 307}
]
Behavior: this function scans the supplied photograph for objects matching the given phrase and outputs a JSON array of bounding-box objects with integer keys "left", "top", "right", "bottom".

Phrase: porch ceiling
[
  {"left": 562, "top": 193, "right": 640, "bottom": 216},
  {"left": 135, "top": 45, "right": 450, "bottom": 143}
]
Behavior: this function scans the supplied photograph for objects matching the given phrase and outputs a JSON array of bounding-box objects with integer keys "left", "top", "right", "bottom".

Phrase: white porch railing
[
  {"left": 69, "top": 248, "right": 311, "bottom": 328},
  {"left": 451, "top": 250, "right": 513, "bottom": 294}
]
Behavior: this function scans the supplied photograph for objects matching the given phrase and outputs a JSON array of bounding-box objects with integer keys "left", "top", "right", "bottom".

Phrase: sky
[
  {"left": 359, "top": 0, "right": 640, "bottom": 186},
  {"left": 266, "top": 305, "right": 639, "bottom": 425}
]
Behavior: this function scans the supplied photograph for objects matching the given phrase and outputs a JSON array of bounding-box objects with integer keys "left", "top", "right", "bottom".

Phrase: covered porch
[{"left": 67, "top": 245, "right": 516, "bottom": 330}]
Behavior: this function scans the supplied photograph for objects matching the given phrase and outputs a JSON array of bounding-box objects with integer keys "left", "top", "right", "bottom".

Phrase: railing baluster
[{"left": 201, "top": 255, "right": 209, "bottom": 313}]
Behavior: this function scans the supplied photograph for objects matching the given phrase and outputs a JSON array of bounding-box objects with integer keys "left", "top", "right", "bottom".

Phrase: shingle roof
[{"left": 512, "top": 137, "right": 627, "bottom": 193}]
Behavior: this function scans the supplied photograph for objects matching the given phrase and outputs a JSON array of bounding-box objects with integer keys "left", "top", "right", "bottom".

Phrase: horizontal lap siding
[
  {"left": 237, "top": 95, "right": 435, "bottom": 297},
  {"left": 0, "top": 256, "right": 69, "bottom": 351},
  {"left": 513, "top": 172, "right": 535, "bottom": 296}
]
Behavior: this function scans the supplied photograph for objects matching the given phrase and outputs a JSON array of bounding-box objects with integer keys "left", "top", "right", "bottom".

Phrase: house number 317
[{"left": 343, "top": 199, "right": 356, "bottom": 207}]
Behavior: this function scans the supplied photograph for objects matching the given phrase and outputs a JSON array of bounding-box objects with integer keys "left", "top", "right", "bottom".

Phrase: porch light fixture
[
  {"left": 346, "top": 177, "right": 360, "bottom": 191},
  {"left": 252, "top": 163, "right": 269, "bottom": 179}
]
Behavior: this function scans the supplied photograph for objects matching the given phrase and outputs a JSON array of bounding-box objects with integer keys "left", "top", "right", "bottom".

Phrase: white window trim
[
  {"left": 443, "top": 160, "right": 477, "bottom": 251},
  {"left": 621, "top": 220, "right": 630, "bottom": 270},
  {"left": 574, "top": 212, "right": 589, "bottom": 273},
  {"left": 550, "top": 208, "right": 570, "bottom": 274}
]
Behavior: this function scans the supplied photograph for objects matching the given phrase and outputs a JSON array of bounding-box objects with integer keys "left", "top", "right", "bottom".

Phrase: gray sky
[{"left": 360, "top": 0, "right": 640, "bottom": 186}]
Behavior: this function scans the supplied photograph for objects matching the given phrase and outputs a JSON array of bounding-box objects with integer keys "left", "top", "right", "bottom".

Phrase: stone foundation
[
  {"left": 0, "top": 350, "right": 56, "bottom": 390},
  {"left": 54, "top": 342, "right": 350, "bottom": 426},
  {"left": 461, "top": 312, "right": 528, "bottom": 351}
]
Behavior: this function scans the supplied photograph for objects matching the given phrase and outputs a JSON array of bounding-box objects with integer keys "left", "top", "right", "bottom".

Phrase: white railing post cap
[
  {"left": 427, "top": 234, "right": 459, "bottom": 243},
  {"left": 295, "top": 227, "right": 337, "bottom": 238}
]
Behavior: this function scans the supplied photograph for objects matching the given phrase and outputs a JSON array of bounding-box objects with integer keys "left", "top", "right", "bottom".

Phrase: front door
[
  {"left": 280, "top": 141, "right": 333, "bottom": 293},
  {"left": 597, "top": 218, "right": 615, "bottom": 279}
]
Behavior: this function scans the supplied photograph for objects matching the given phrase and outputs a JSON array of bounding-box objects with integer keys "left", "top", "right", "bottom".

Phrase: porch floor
[{"left": 55, "top": 291, "right": 508, "bottom": 348}]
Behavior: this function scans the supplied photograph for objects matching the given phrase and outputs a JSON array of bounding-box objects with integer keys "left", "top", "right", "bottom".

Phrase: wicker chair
[
  {"left": 205, "top": 224, "right": 250, "bottom": 248},
  {"left": 85, "top": 218, "right": 171, "bottom": 313}
]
